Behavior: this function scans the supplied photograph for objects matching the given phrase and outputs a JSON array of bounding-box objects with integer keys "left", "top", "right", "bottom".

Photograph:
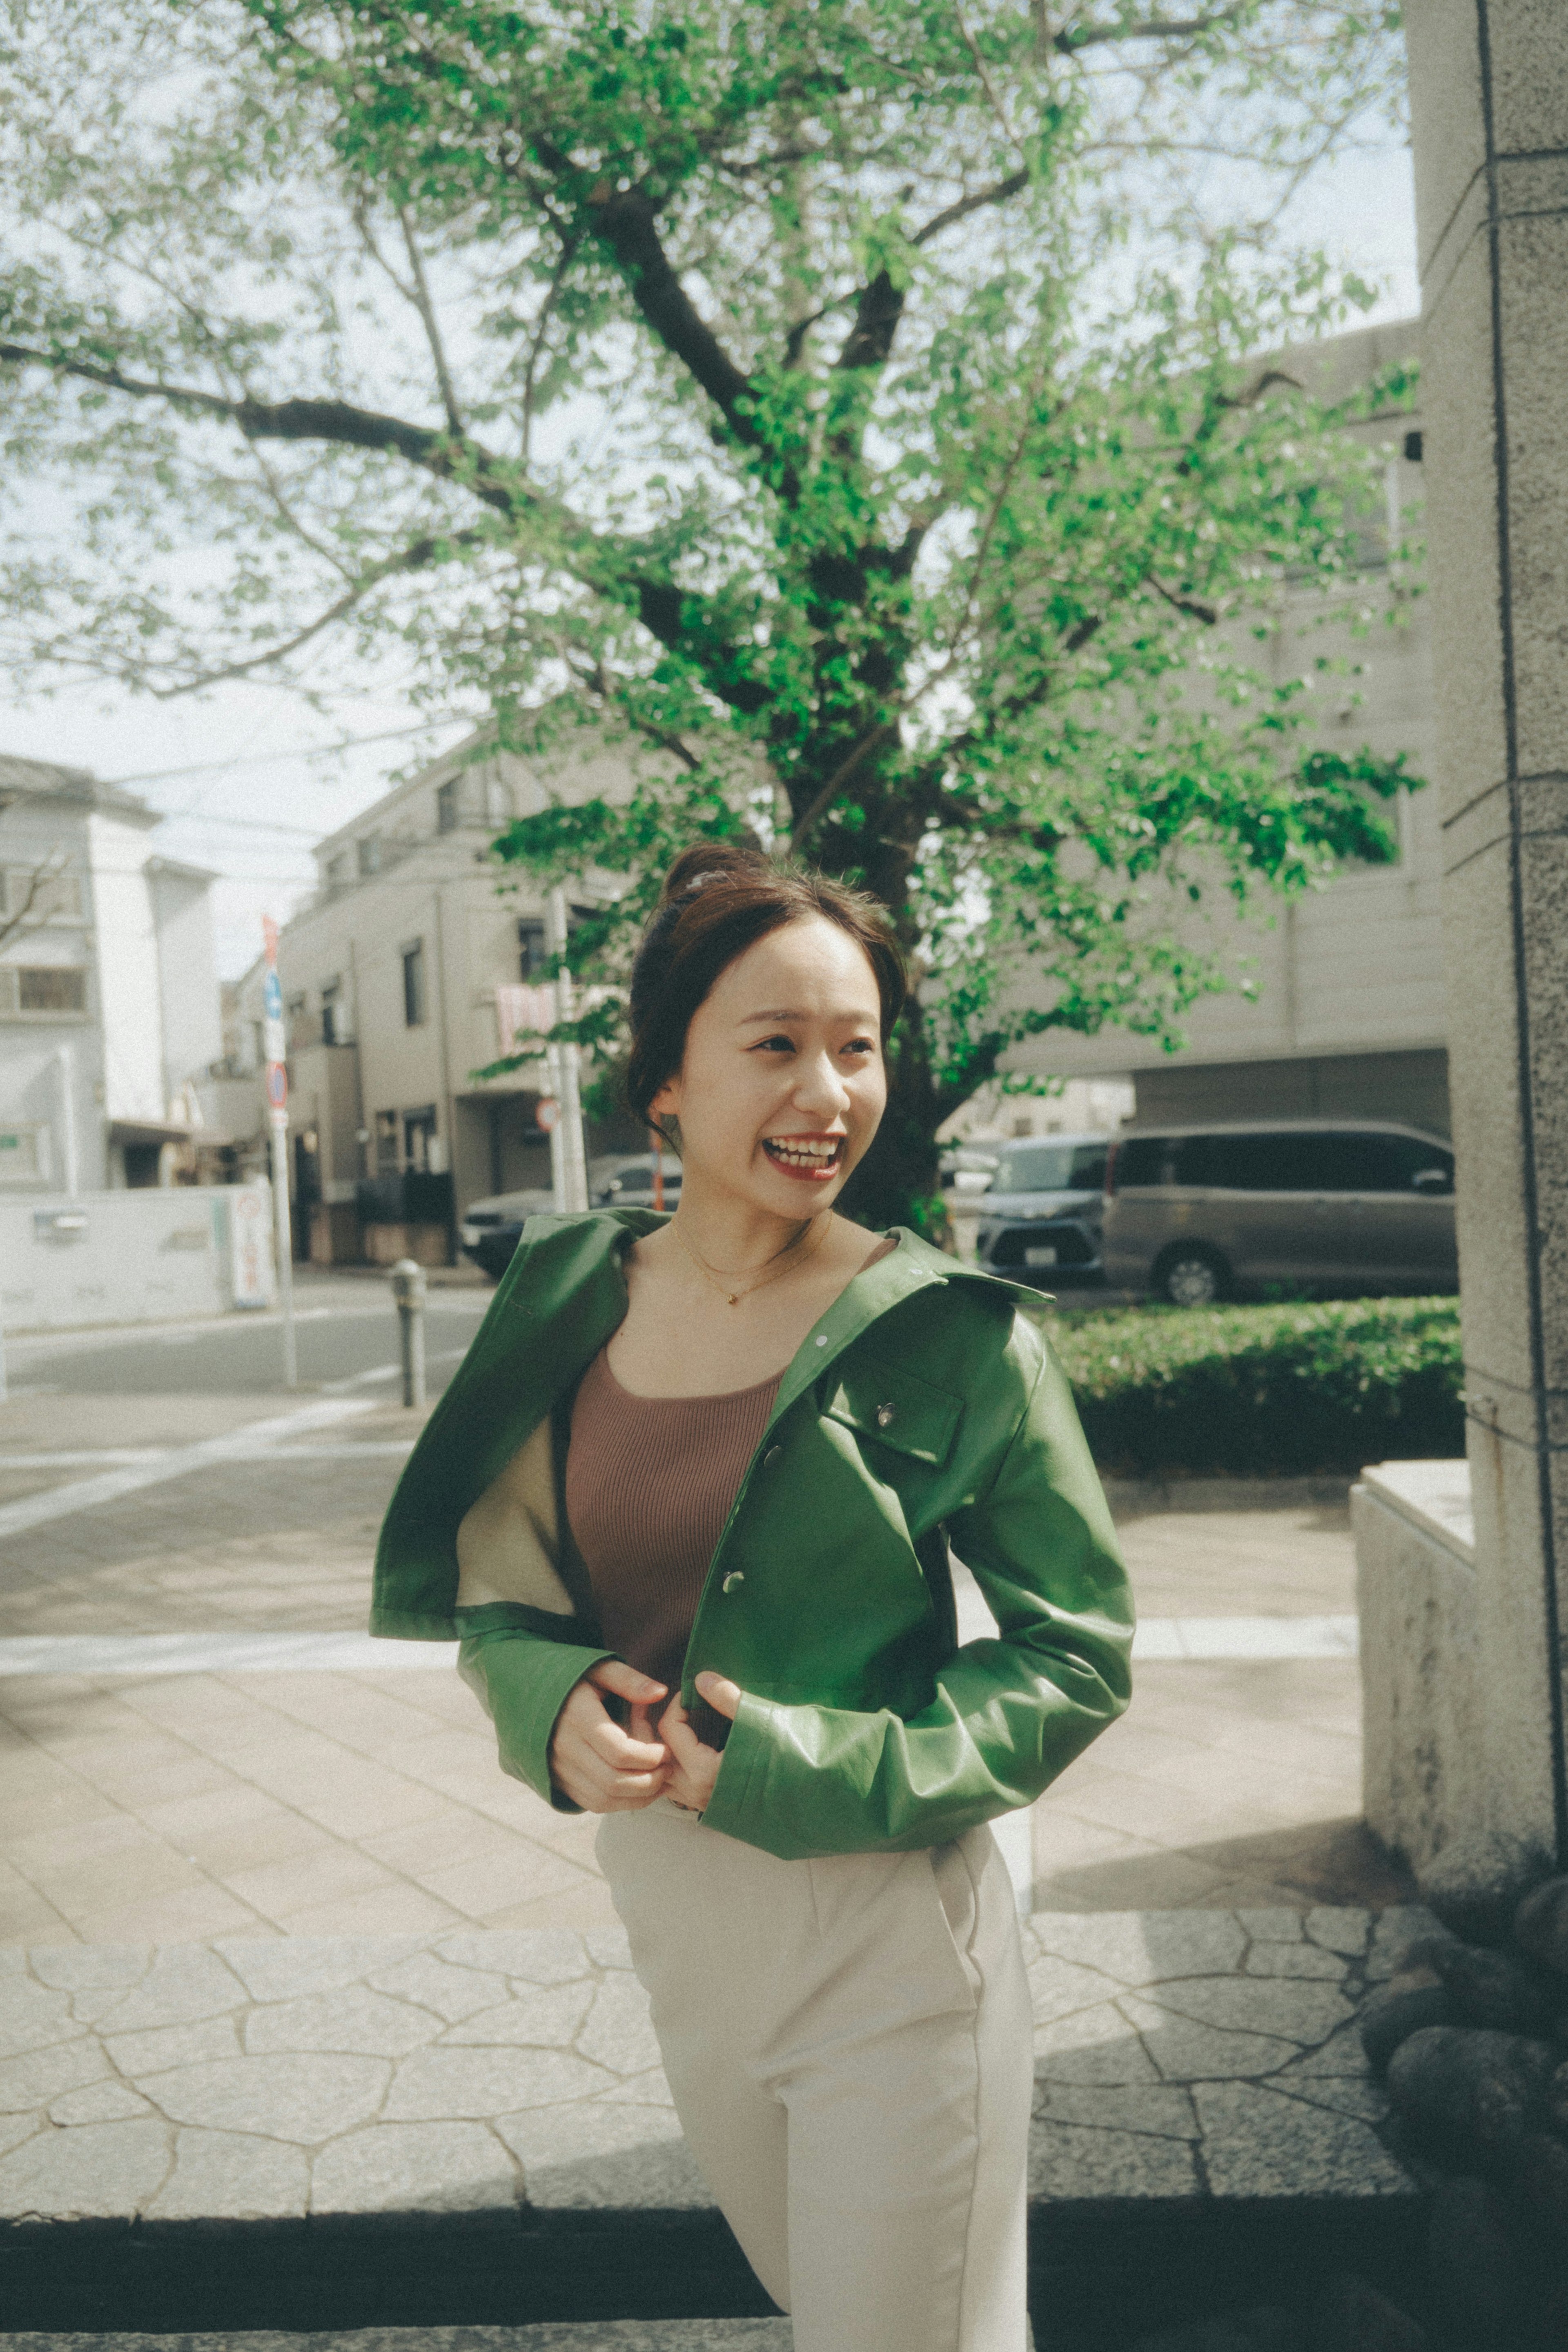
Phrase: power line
[{"left": 106, "top": 717, "right": 478, "bottom": 787}]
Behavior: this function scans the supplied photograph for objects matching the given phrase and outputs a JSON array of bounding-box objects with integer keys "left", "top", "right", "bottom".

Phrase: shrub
[{"left": 1046, "top": 1295, "right": 1464, "bottom": 1478}]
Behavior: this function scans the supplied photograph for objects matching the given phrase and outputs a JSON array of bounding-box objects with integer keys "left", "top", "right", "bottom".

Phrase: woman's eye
[
  {"left": 843, "top": 1038, "right": 877, "bottom": 1058},
  {"left": 752, "top": 1034, "right": 795, "bottom": 1053}
]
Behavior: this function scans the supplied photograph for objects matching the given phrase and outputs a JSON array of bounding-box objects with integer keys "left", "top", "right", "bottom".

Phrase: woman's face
[{"left": 652, "top": 915, "right": 888, "bottom": 1213}]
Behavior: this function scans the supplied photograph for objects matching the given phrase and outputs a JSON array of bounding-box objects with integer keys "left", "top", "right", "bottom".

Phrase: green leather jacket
[{"left": 370, "top": 1209, "right": 1134, "bottom": 1862}]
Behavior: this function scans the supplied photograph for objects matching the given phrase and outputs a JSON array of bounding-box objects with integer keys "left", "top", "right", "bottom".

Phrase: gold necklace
[{"left": 670, "top": 1212, "right": 827, "bottom": 1306}]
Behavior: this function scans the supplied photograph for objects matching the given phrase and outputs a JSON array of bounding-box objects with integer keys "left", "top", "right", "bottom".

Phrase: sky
[{"left": 0, "top": 136, "right": 1419, "bottom": 984}]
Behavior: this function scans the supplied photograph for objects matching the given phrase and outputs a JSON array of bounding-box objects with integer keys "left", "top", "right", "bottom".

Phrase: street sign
[
  {"left": 265, "top": 1063, "right": 288, "bottom": 1110},
  {"left": 536, "top": 1097, "right": 561, "bottom": 1132},
  {"left": 262, "top": 969, "right": 283, "bottom": 1020}
]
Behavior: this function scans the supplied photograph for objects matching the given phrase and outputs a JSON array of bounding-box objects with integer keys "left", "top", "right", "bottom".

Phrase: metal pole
[
  {"left": 55, "top": 1045, "right": 79, "bottom": 1197},
  {"left": 391, "top": 1257, "right": 427, "bottom": 1408},
  {"left": 547, "top": 887, "right": 590, "bottom": 1213},
  {"left": 270, "top": 1107, "right": 298, "bottom": 1389}
]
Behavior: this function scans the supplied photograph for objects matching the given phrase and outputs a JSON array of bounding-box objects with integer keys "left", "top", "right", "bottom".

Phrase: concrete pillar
[{"left": 1406, "top": 1, "right": 1568, "bottom": 1863}]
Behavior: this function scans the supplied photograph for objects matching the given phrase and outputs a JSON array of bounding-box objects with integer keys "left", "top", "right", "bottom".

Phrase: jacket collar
[{"left": 514, "top": 1208, "right": 1033, "bottom": 1429}]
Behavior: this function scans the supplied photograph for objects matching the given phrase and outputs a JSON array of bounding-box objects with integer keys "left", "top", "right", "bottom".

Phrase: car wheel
[{"left": 1153, "top": 1244, "right": 1228, "bottom": 1307}]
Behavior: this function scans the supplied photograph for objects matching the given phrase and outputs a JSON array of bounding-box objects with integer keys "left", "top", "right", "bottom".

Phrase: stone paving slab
[{"left": 0, "top": 1907, "right": 1428, "bottom": 2231}]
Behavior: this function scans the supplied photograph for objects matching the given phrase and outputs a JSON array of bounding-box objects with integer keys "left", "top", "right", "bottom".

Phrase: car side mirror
[{"left": 1412, "top": 1167, "right": 1452, "bottom": 1195}]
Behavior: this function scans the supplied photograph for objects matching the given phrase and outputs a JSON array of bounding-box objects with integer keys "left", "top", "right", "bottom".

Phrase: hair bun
[{"left": 658, "top": 840, "right": 769, "bottom": 910}]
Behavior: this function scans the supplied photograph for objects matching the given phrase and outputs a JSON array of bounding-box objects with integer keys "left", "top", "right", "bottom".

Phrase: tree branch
[
  {"left": 1143, "top": 572, "right": 1218, "bottom": 625},
  {"left": 579, "top": 186, "right": 774, "bottom": 462},
  {"left": 399, "top": 209, "right": 466, "bottom": 435},
  {"left": 912, "top": 168, "right": 1031, "bottom": 247},
  {"left": 0, "top": 849, "right": 67, "bottom": 952},
  {"left": 789, "top": 720, "right": 902, "bottom": 851},
  {"left": 145, "top": 528, "right": 483, "bottom": 698},
  {"left": 1053, "top": 7, "right": 1246, "bottom": 53}
]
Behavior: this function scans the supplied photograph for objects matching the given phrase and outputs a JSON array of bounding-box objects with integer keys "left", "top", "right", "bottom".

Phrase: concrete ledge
[
  {"left": 0, "top": 1910, "right": 1430, "bottom": 2337},
  {"left": 1354, "top": 1460, "right": 1480, "bottom": 1872}
]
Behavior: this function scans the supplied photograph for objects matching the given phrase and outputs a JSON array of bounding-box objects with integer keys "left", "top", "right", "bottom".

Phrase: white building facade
[
  {"left": 241, "top": 731, "right": 641, "bottom": 1262},
  {"left": 0, "top": 755, "right": 225, "bottom": 1195}
]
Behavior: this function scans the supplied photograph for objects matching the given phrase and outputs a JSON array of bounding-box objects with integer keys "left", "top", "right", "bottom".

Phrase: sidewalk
[{"left": 0, "top": 1386, "right": 1410, "bottom": 1946}]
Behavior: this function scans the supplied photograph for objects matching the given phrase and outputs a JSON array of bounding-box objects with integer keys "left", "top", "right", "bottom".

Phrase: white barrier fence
[{"left": 0, "top": 1182, "right": 276, "bottom": 1334}]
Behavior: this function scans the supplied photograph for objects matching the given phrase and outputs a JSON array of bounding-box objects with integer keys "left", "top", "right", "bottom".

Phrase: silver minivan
[{"left": 1100, "top": 1119, "right": 1457, "bottom": 1305}]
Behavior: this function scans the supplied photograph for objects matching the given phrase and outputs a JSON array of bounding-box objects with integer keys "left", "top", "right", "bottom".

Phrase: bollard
[{"left": 390, "top": 1257, "right": 427, "bottom": 1409}]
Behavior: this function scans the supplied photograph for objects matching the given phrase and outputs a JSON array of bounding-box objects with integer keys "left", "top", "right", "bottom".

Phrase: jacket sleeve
[
  {"left": 698, "top": 1332, "right": 1134, "bottom": 1860},
  {"left": 457, "top": 1614, "right": 616, "bottom": 1813}
]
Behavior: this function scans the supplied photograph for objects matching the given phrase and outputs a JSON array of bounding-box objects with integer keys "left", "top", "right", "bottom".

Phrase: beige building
[
  {"left": 238, "top": 731, "right": 640, "bottom": 1262},
  {"left": 1014, "top": 318, "right": 1448, "bottom": 1138}
]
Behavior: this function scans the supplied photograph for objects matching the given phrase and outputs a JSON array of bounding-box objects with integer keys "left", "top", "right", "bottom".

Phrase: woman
[{"left": 372, "top": 843, "right": 1134, "bottom": 2352}]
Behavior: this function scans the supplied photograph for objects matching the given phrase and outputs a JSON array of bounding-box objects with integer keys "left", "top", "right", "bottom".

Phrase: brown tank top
[{"left": 565, "top": 1348, "right": 782, "bottom": 1747}]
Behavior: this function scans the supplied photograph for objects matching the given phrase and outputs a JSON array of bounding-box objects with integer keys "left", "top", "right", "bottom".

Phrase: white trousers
[{"left": 597, "top": 1802, "right": 1033, "bottom": 2352}]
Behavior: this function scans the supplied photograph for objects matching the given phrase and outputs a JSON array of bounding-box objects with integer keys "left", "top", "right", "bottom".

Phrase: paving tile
[
  {"left": 311, "top": 2121, "right": 518, "bottom": 2215},
  {"left": 1192, "top": 2081, "right": 1412, "bottom": 2197},
  {"left": 62, "top": 1881, "right": 267, "bottom": 1946},
  {"left": 1033, "top": 2002, "right": 1160, "bottom": 2085},
  {"left": 385, "top": 2046, "right": 616, "bottom": 2120},
  {"left": 0, "top": 2118, "right": 171, "bottom": 2219},
  {"left": 0, "top": 2037, "right": 111, "bottom": 2113},
  {"left": 219, "top": 1846, "right": 405, "bottom": 1928},
  {"left": 440, "top": 1984, "right": 595, "bottom": 2049},
  {"left": 48, "top": 2080, "right": 153, "bottom": 2125},
  {"left": 1028, "top": 2118, "right": 1200, "bottom": 2200},
  {"left": 28, "top": 1944, "right": 148, "bottom": 1994},
  {"left": 368, "top": 1949, "right": 508, "bottom": 2022},
  {"left": 261, "top": 1883, "right": 465, "bottom": 1940},
  {"left": 134, "top": 2054, "right": 389, "bottom": 2142},
  {"left": 434, "top": 1931, "right": 591, "bottom": 1986},
  {"left": 214, "top": 1936, "right": 430, "bottom": 2004},
  {"left": 496, "top": 2101, "right": 708, "bottom": 2210},
  {"left": 146, "top": 2126, "right": 309, "bottom": 2219},
  {"left": 103, "top": 2016, "right": 244, "bottom": 2075},
  {"left": 243, "top": 1986, "right": 442, "bottom": 2059},
  {"left": 93, "top": 1944, "right": 246, "bottom": 2034},
  {"left": 0, "top": 1973, "right": 85, "bottom": 2060},
  {"left": 1033, "top": 1912, "right": 1249, "bottom": 1986},
  {"left": 0, "top": 1864, "right": 78, "bottom": 1946}
]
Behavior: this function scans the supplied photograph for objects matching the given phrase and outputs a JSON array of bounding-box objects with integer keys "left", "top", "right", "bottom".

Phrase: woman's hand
[
  {"left": 659, "top": 1672, "right": 744, "bottom": 1813},
  {"left": 549, "top": 1659, "right": 671, "bottom": 1813}
]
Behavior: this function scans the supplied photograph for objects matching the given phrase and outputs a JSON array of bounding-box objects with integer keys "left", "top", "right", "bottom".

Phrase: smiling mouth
[{"left": 762, "top": 1135, "right": 845, "bottom": 1179}]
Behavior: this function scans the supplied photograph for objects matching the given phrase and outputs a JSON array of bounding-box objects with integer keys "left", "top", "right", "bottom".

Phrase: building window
[
  {"left": 518, "top": 919, "right": 548, "bottom": 979},
  {"left": 374, "top": 1109, "right": 399, "bottom": 1176},
  {"left": 404, "top": 1105, "right": 438, "bottom": 1173},
  {"left": 325, "top": 852, "right": 349, "bottom": 894},
  {"left": 320, "top": 980, "right": 341, "bottom": 1046},
  {"left": 7, "top": 966, "right": 89, "bottom": 1014},
  {"left": 436, "top": 779, "right": 458, "bottom": 834},
  {"left": 357, "top": 834, "right": 382, "bottom": 878},
  {"left": 402, "top": 940, "right": 427, "bottom": 1027}
]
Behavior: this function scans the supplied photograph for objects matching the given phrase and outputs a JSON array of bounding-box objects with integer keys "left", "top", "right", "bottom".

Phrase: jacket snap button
[
  {"left": 722, "top": 1570, "right": 745, "bottom": 1594},
  {"left": 814, "top": 1335, "right": 828, "bottom": 1347},
  {"left": 764, "top": 1445, "right": 782, "bottom": 1467},
  {"left": 876, "top": 1402, "right": 895, "bottom": 1428}
]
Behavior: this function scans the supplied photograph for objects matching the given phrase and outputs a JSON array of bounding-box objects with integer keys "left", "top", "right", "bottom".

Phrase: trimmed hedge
[{"left": 1047, "top": 1295, "right": 1464, "bottom": 1478}]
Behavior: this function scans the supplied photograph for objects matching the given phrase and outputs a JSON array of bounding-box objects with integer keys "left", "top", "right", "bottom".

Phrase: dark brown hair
[{"left": 625, "top": 842, "right": 908, "bottom": 1133}]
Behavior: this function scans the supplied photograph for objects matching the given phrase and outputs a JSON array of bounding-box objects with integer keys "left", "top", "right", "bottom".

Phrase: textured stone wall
[{"left": 1404, "top": 0, "right": 1568, "bottom": 1862}]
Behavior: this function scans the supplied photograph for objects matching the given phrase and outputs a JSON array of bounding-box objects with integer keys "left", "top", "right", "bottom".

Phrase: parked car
[
  {"left": 971, "top": 1133, "right": 1111, "bottom": 1289},
  {"left": 588, "top": 1151, "right": 684, "bottom": 1211},
  {"left": 1100, "top": 1120, "right": 1457, "bottom": 1305},
  {"left": 459, "top": 1153, "right": 685, "bottom": 1281}
]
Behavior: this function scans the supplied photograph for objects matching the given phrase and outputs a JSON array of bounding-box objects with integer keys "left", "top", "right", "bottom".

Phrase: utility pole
[
  {"left": 261, "top": 916, "right": 298, "bottom": 1389},
  {"left": 547, "top": 886, "right": 590, "bottom": 1214}
]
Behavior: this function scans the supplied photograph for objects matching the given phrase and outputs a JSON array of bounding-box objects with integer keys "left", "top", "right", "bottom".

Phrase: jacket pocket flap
[{"left": 823, "top": 1362, "right": 962, "bottom": 1466}]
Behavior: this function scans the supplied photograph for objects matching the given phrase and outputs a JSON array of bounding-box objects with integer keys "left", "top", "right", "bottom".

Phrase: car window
[
  {"left": 996, "top": 1141, "right": 1105, "bottom": 1191},
  {"left": 1316, "top": 1132, "right": 1454, "bottom": 1193},
  {"left": 1208, "top": 1132, "right": 1331, "bottom": 1191},
  {"left": 1113, "top": 1134, "right": 1212, "bottom": 1188}
]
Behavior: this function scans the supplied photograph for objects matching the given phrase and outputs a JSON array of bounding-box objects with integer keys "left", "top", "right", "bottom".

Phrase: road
[{"left": 2, "top": 1269, "right": 494, "bottom": 1402}]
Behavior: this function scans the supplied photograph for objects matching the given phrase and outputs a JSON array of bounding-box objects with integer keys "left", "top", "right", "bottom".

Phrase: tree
[{"left": 0, "top": 0, "right": 1415, "bottom": 1223}]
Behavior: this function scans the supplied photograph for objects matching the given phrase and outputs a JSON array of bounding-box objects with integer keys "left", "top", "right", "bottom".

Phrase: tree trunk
[{"left": 837, "top": 1004, "right": 947, "bottom": 1239}]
